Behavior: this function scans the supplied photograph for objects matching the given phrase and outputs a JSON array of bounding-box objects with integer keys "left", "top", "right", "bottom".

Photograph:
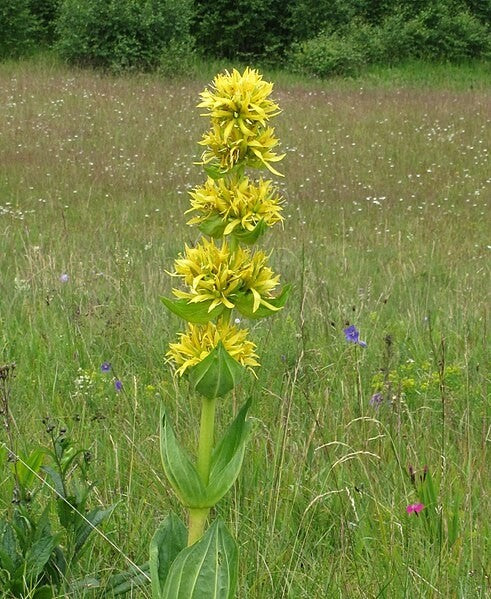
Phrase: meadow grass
[{"left": 0, "top": 58, "right": 489, "bottom": 598}]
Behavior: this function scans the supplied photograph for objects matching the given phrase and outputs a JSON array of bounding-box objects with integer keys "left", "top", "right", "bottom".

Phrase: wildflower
[
  {"left": 344, "top": 325, "right": 367, "bottom": 348},
  {"left": 406, "top": 503, "right": 424, "bottom": 515},
  {"left": 199, "top": 123, "right": 284, "bottom": 175},
  {"left": 369, "top": 392, "right": 383, "bottom": 407},
  {"left": 187, "top": 176, "right": 283, "bottom": 236},
  {"left": 198, "top": 67, "right": 281, "bottom": 132},
  {"left": 171, "top": 238, "right": 280, "bottom": 313},
  {"left": 114, "top": 379, "right": 123, "bottom": 392},
  {"left": 59, "top": 273, "right": 69, "bottom": 283},
  {"left": 100, "top": 362, "right": 111, "bottom": 373},
  {"left": 166, "top": 321, "right": 259, "bottom": 377}
]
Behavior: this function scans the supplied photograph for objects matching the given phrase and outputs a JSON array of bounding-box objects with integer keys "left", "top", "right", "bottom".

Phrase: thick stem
[
  {"left": 197, "top": 397, "right": 216, "bottom": 485},
  {"left": 188, "top": 507, "right": 210, "bottom": 546},
  {"left": 187, "top": 397, "right": 216, "bottom": 546}
]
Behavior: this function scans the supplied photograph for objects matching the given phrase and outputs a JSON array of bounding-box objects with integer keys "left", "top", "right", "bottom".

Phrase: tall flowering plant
[{"left": 150, "top": 68, "right": 289, "bottom": 598}]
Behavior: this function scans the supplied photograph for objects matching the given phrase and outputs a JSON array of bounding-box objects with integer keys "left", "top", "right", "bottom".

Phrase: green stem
[{"left": 187, "top": 397, "right": 216, "bottom": 546}]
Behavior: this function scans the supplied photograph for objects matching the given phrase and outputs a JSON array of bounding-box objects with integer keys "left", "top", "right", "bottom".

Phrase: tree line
[{"left": 1, "top": 0, "right": 490, "bottom": 76}]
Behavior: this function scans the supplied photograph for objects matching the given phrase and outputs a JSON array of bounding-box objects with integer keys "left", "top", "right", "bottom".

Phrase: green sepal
[
  {"left": 206, "top": 399, "right": 252, "bottom": 506},
  {"left": 231, "top": 220, "right": 267, "bottom": 245},
  {"left": 160, "top": 407, "right": 207, "bottom": 507},
  {"left": 150, "top": 513, "right": 187, "bottom": 599},
  {"left": 161, "top": 296, "right": 225, "bottom": 324},
  {"left": 188, "top": 342, "right": 245, "bottom": 400},
  {"left": 235, "top": 284, "right": 291, "bottom": 319},
  {"left": 161, "top": 519, "right": 238, "bottom": 599},
  {"left": 198, "top": 215, "right": 227, "bottom": 238}
]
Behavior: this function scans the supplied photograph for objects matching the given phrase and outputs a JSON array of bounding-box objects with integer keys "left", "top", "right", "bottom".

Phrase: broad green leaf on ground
[
  {"left": 150, "top": 513, "right": 187, "bottom": 598},
  {"left": 162, "top": 519, "right": 238, "bottom": 599}
]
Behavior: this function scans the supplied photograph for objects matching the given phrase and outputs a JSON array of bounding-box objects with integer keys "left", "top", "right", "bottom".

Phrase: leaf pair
[
  {"left": 150, "top": 514, "right": 237, "bottom": 599},
  {"left": 162, "top": 283, "right": 290, "bottom": 325},
  {"left": 160, "top": 399, "right": 251, "bottom": 509}
]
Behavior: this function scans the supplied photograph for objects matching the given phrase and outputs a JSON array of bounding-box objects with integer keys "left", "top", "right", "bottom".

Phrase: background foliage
[{"left": 1, "top": 0, "right": 489, "bottom": 74}]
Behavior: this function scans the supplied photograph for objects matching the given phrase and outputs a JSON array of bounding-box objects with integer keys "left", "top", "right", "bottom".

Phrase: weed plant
[{"left": 0, "top": 60, "right": 489, "bottom": 597}]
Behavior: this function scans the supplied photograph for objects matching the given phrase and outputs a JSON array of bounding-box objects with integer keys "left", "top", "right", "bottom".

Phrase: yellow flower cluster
[
  {"left": 166, "top": 321, "right": 259, "bottom": 376},
  {"left": 186, "top": 176, "right": 283, "bottom": 235},
  {"left": 165, "top": 68, "right": 286, "bottom": 380},
  {"left": 198, "top": 68, "right": 285, "bottom": 174},
  {"left": 171, "top": 238, "right": 280, "bottom": 313}
]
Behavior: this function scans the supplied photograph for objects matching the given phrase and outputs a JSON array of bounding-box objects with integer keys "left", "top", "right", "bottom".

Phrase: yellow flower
[
  {"left": 198, "top": 68, "right": 281, "bottom": 136},
  {"left": 171, "top": 238, "right": 280, "bottom": 313},
  {"left": 186, "top": 176, "right": 283, "bottom": 235},
  {"left": 166, "top": 321, "right": 259, "bottom": 376},
  {"left": 199, "top": 123, "right": 285, "bottom": 175}
]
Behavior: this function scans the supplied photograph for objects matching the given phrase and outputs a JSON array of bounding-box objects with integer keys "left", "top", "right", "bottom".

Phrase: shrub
[
  {"left": 380, "top": 4, "right": 490, "bottom": 62},
  {"left": 158, "top": 35, "right": 196, "bottom": 78},
  {"left": 0, "top": 0, "right": 38, "bottom": 58},
  {"left": 28, "top": 0, "right": 61, "bottom": 45},
  {"left": 193, "top": 0, "right": 291, "bottom": 61},
  {"left": 289, "top": 30, "right": 365, "bottom": 78},
  {"left": 56, "top": 0, "right": 193, "bottom": 71}
]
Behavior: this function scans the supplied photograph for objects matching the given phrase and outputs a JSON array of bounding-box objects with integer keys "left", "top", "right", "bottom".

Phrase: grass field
[{"left": 0, "top": 58, "right": 489, "bottom": 598}]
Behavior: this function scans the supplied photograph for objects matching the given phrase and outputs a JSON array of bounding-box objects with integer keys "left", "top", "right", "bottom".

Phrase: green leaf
[
  {"left": 161, "top": 297, "right": 225, "bottom": 324},
  {"left": 149, "top": 513, "right": 187, "bottom": 599},
  {"left": 235, "top": 284, "right": 291, "bottom": 319},
  {"left": 24, "top": 534, "right": 59, "bottom": 582},
  {"left": 206, "top": 399, "right": 252, "bottom": 506},
  {"left": 198, "top": 215, "right": 227, "bottom": 238},
  {"left": 16, "top": 448, "right": 46, "bottom": 490},
  {"left": 161, "top": 519, "right": 238, "bottom": 599},
  {"left": 74, "top": 504, "right": 116, "bottom": 555},
  {"left": 188, "top": 342, "right": 245, "bottom": 400},
  {"left": 42, "top": 465, "right": 65, "bottom": 498},
  {"left": 32, "top": 586, "right": 55, "bottom": 599},
  {"left": 204, "top": 164, "right": 225, "bottom": 180},
  {"left": 160, "top": 407, "right": 207, "bottom": 508},
  {"left": 103, "top": 561, "right": 150, "bottom": 595},
  {"left": 231, "top": 220, "right": 267, "bottom": 245},
  {"left": 0, "top": 520, "right": 19, "bottom": 572}
]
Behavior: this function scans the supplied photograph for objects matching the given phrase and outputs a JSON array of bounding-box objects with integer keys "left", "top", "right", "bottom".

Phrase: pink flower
[{"left": 406, "top": 503, "right": 424, "bottom": 515}]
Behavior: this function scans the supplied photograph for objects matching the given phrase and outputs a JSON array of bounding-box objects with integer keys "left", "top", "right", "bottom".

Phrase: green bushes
[
  {"left": 290, "top": 4, "right": 490, "bottom": 78},
  {"left": 192, "top": 0, "right": 291, "bottom": 62},
  {"left": 0, "top": 0, "right": 39, "bottom": 58},
  {"left": 55, "top": 0, "right": 194, "bottom": 71},
  {"left": 1, "top": 0, "right": 489, "bottom": 76}
]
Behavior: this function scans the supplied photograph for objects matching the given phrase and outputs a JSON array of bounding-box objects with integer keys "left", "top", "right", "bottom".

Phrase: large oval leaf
[
  {"left": 150, "top": 513, "right": 187, "bottom": 599},
  {"left": 160, "top": 408, "right": 207, "bottom": 507},
  {"left": 161, "top": 519, "right": 238, "bottom": 599},
  {"left": 206, "top": 399, "right": 252, "bottom": 506}
]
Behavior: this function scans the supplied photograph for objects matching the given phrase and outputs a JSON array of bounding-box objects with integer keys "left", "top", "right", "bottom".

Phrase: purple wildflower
[
  {"left": 406, "top": 503, "right": 424, "bottom": 515},
  {"left": 343, "top": 325, "right": 367, "bottom": 348},
  {"left": 369, "top": 392, "right": 384, "bottom": 407},
  {"left": 101, "top": 362, "right": 111, "bottom": 373},
  {"left": 114, "top": 379, "right": 123, "bottom": 392},
  {"left": 59, "top": 273, "right": 69, "bottom": 283}
]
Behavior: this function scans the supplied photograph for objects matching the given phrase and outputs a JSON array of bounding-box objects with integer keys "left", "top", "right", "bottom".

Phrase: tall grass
[{"left": 0, "top": 59, "right": 489, "bottom": 598}]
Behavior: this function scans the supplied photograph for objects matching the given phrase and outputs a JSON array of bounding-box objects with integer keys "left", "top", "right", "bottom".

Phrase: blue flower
[
  {"left": 343, "top": 325, "right": 367, "bottom": 348},
  {"left": 114, "top": 379, "right": 123, "bottom": 392},
  {"left": 369, "top": 392, "right": 383, "bottom": 407},
  {"left": 100, "top": 362, "right": 112, "bottom": 372},
  {"left": 59, "top": 273, "right": 69, "bottom": 283}
]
